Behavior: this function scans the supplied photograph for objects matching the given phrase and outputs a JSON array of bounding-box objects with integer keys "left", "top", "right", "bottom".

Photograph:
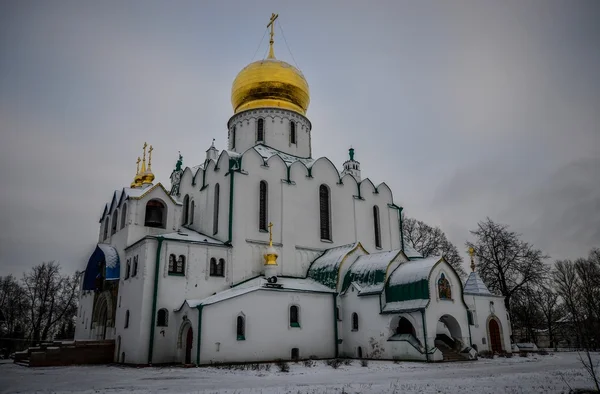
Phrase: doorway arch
[
  {"left": 487, "top": 317, "right": 504, "bottom": 353},
  {"left": 436, "top": 314, "right": 463, "bottom": 350},
  {"left": 185, "top": 326, "right": 193, "bottom": 364}
]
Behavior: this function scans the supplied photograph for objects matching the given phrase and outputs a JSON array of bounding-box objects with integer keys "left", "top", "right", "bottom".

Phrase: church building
[{"left": 75, "top": 15, "right": 511, "bottom": 365}]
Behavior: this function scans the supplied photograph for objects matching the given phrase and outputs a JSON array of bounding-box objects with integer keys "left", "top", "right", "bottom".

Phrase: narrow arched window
[
  {"left": 145, "top": 199, "right": 166, "bottom": 228},
  {"left": 259, "top": 181, "right": 268, "bottom": 231},
  {"left": 290, "top": 121, "right": 296, "bottom": 144},
  {"left": 182, "top": 195, "right": 190, "bottom": 225},
  {"left": 124, "top": 310, "right": 130, "bottom": 328},
  {"left": 373, "top": 205, "right": 381, "bottom": 248},
  {"left": 256, "top": 118, "right": 264, "bottom": 142},
  {"left": 125, "top": 259, "right": 131, "bottom": 279},
  {"left": 157, "top": 308, "right": 168, "bottom": 327},
  {"left": 290, "top": 305, "right": 300, "bottom": 327},
  {"left": 352, "top": 312, "right": 359, "bottom": 331},
  {"left": 120, "top": 203, "right": 127, "bottom": 229},
  {"left": 291, "top": 347, "right": 299, "bottom": 360},
  {"left": 132, "top": 255, "right": 138, "bottom": 277},
  {"left": 168, "top": 254, "right": 176, "bottom": 274},
  {"left": 177, "top": 255, "right": 185, "bottom": 274},
  {"left": 111, "top": 209, "right": 118, "bottom": 235},
  {"left": 217, "top": 258, "right": 225, "bottom": 277},
  {"left": 213, "top": 183, "right": 220, "bottom": 235},
  {"left": 189, "top": 201, "right": 194, "bottom": 224},
  {"left": 319, "top": 185, "right": 331, "bottom": 241},
  {"left": 236, "top": 315, "right": 245, "bottom": 340},
  {"left": 231, "top": 126, "right": 236, "bottom": 150},
  {"left": 209, "top": 257, "right": 217, "bottom": 276},
  {"left": 103, "top": 218, "right": 109, "bottom": 240}
]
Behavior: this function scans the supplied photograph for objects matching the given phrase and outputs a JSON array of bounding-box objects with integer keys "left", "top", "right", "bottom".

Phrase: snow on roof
[
  {"left": 341, "top": 249, "right": 402, "bottom": 293},
  {"left": 387, "top": 256, "right": 442, "bottom": 287},
  {"left": 183, "top": 277, "right": 334, "bottom": 309},
  {"left": 253, "top": 144, "right": 315, "bottom": 167},
  {"left": 157, "top": 227, "right": 224, "bottom": 245},
  {"left": 463, "top": 271, "right": 492, "bottom": 296},
  {"left": 308, "top": 243, "right": 360, "bottom": 288},
  {"left": 382, "top": 299, "right": 429, "bottom": 313},
  {"left": 97, "top": 244, "right": 120, "bottom": 269},
  {"left": 402, "top": 243, "right": 423, "bottom": 259}
]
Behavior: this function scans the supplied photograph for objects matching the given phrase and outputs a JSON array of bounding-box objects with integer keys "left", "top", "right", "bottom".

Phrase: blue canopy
[{"left": 82, "top": 244, "right": 121, "bottom": 290}]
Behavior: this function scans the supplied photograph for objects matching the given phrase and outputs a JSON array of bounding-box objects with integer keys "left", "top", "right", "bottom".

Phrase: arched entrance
[
  {"left": 436, "top": 314, "right": 463, "bottom": 350},
  {"left": 93, "top": 296, "right": 109, "bottom": 340},
  {"left": 488, "top": 318, "right": 503, "bottom": 353},
  {"left": 396, "top": 317, "right": 417, "bottom": 337},
  {"left": 185, "top": 327, "right": 193, "bottom": 364}
]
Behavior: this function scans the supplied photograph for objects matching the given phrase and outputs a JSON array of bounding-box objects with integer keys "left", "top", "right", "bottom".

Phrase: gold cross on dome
[
  {"left": 136, "top": 157, "right": 141, "bottom": 174},
  {"left": 268, "top": 222, "right": 274, "bottom": 246},
  {"left": 148, "top": 145, "right": 154, "bottom": 169},
  {"left": 266, "top": 13, "right": 279, "bottom": 59}
]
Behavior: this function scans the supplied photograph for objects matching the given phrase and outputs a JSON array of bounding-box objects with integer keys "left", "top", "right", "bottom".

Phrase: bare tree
[
  {"left": 403, "top": 217, "right": 466, "bottom": 278},
  {"left": 21, "top": 262, "right": 80, "bottom": 343},
  {"left": 466, "top": 218, "right": 549, "bottom": 317},
  {"left": 0, "top": 275, "right": 28, "bottom": 338},
  {"left": 533, "top": 284, "right": 563, "bottom": 349}
]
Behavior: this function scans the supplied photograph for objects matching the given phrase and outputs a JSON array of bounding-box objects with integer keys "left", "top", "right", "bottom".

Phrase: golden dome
[{"left": 231, "top": 58, "right": 310, "bottom": 116}]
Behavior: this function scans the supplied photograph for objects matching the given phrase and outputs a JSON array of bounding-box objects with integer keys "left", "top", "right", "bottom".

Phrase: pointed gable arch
[
  {"left": 375, "top": 182, "right": 393, "bottom": 201},
  {"left": 310, "top": 157, "right": 341, "bottom": 184},
  {"left": 240, "top": 146, "right": 266, "bottom": 170},
  {"left": 340, "top": 173, "right": 359, "bottom": 188},
  {"left": 359, "top": 178, "right": 377, "bottom": 198},
  {"left": 265, "top": 153, "right": 287, "bottom": 174},
  {"left": 216, "top": 149, "right": 231, "bottom": 171}
]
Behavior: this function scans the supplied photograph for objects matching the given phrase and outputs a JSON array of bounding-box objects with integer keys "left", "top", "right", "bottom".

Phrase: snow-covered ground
[{"left": 1, "top": 352, "right": 597, "bottom": 394}]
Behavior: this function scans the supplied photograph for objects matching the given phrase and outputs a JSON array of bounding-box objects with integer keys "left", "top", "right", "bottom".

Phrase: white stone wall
[
  {"left": 464, "top": 293, "right": 512, "bottom": 353},
  {"left": 340, "top": 285, "right": 428, "bottom": 361},
  {"left": 227, "top": 108, "right": 312, "bottom": 158},
  {"left": 424, "top": 263, "right": 471, "bottom": 351},
  {"left": 198, "top": 290, "right": 335, "bottom": 364}
]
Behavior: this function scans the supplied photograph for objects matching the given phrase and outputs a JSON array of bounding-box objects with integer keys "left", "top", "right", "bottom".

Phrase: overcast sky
[{"left": 1, "top": 0, "right": 598, "bottom": 277}]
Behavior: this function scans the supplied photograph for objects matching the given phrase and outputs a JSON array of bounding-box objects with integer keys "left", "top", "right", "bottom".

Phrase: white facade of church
[{"left": 75, "top": 22, "right": 511, "bottom": 365}]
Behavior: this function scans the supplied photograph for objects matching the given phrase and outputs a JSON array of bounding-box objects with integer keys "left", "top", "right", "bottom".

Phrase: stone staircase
[
  {"left": 14, "top": 340, "right": 114, "bottom": 367},
  {"left": 434, "top": 339, "right": 469, "bottom": 362}
]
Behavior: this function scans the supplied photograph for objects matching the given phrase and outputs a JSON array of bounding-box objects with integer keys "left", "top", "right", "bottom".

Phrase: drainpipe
[
  {"left": 332, "top": 293, "right": 339, "bottom": 358},
  {"left": 399, "top": 207, "right": 404, "bottom": 252},
  {"left": 196, "top": 305, "right": 203, "bottom": 365},
  {"left": 227, "top": 169, "right": 235, "bottom": 244},
  {"left": 420, "top": 309, "right": 429, "bottom": 362},
  {"left": 148, "top": 236, "right": 164, "bottom": 365}
]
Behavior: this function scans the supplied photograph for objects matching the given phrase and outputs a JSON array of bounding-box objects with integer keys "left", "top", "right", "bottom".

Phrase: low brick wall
[{"left": 18, "top": 340, "right": 115, "bottom": 367}]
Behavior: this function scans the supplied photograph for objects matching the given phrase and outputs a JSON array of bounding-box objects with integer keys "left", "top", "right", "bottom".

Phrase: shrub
[
  {"left": 478, "top": 350, "right": 493, "bottom": 359},
  {"left": 360, "top": 359, "right": 369, "bottom": 367},
  {"left": 538, "top": 350, "right": 549, "bottom": 356},
  {"left": 265, "top": 363, "right": 271, "bottom": 371},
  {"left": 326, "top": 358, "right": 342, "bottom": 369},
  {"left": 393, "top": 357, "right": 401, "bottom": 364},
  {"left": 520, "top": 351, "right": 529, "bottom": 358},
  {"left": 303, "top": 359, "right": 314, "bottom": 368},
  {"left": 343, "top": 358, "right": 352, "bottom": 366},
  {"left": 276, "top": 359, "right": 289, "bottom": 373}
]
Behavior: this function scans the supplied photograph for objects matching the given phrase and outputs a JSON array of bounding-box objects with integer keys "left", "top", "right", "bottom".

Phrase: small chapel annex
[{"left": 75, "top": 15, "right": 511, "bottom": 365}]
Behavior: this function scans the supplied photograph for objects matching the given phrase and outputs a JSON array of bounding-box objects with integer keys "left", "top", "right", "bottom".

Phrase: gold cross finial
[
  {"left": 469, "top": 247, "right": 476, "bottom": 272},
  {"left": 136, "top": 157, "right": 141, "bottom": 174},
  {"left": 267, "top": 13, "right": 279, "bottom": 59},
  {"left": 268, "top": 222, "right": 274, "bottom": 246},
  {"left": 148, "top": 145, "right": 154, "bottom": 170}
]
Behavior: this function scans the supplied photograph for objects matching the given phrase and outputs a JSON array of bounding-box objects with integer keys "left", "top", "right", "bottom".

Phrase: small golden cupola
[
  {"left": 264, "top": 222, "right": 279, "bottom": 282},
  {"left": 231, "top": 13, "right": 310, "bottom": 116}
]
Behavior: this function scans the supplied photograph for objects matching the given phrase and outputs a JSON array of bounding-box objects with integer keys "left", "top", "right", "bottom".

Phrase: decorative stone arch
[
  {"left": 177, "top": 318, "right": 192, "bottom": 349},
  {"left": 436, "top": 313, "right": 464, "bottom": 350},
  {"left": 389, "top": 313, "right": 419, "bottom": 338},
  {"left": 485, "top": 314, "right": 506, "bottom": 353},
  {"left": 91, "top": 291, "right": 113, "bottom": 339}
]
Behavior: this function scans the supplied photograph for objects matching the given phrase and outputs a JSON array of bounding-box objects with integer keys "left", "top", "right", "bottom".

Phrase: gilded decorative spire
[
  {"left": 148, "top": 145, "right": 153, "bottom": 171},
  {"left": 264, "top": 221, "right": 278, "bottom": 266},
  {"left": 266, "top": 13, "right": 279, "bottom": 59},
  {"left": 469, "top": 247, "right": 476, "bottom": 272},
  {"left": 140, "top": 142, "right": 148, "bottom": 174},
  {"left": 131, "top": 157, "right": 142, "bottom": 188}
]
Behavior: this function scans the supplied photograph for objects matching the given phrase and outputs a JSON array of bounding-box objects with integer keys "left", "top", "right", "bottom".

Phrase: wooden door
[
  {"left": 185, "top": 328, "right": 193, "bottom": 364},
  {"left": 489, "top": 319, "right": 502, "bottom": 353}
]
